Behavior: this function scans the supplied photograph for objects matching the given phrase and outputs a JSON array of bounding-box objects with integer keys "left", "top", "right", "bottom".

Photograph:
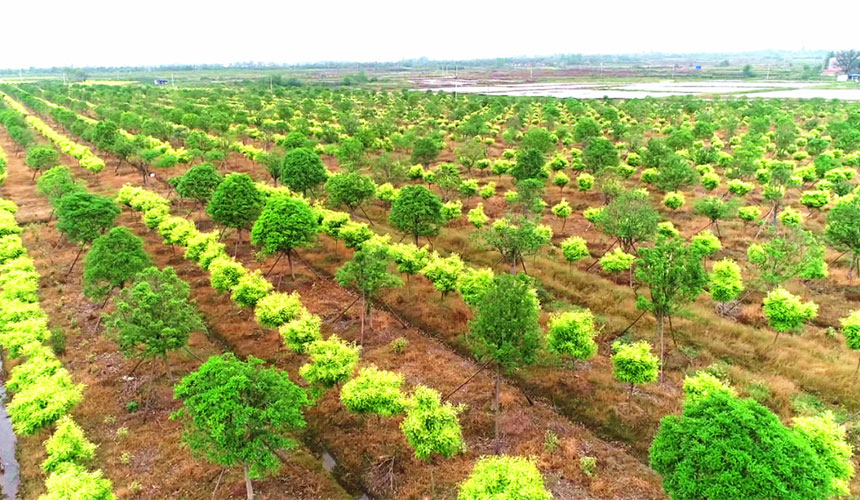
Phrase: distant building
[
  {"left": 849, "top": 74, "right": 860, "bottom": 82},
  {"left": 154, "top": 78, "right": 169, "bottom": 85},
  {"left": 822, "top": 57, "right": 843, "bottom": 76}
]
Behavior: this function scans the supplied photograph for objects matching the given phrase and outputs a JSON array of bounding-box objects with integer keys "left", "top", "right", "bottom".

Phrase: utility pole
[{"left": 766, "top": 64, "right": 771, "bottom": 80}]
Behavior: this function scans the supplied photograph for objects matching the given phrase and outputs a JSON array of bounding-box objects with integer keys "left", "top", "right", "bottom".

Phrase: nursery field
[{"left": 0, "top": 80, "right": 859, "bottom": 500}]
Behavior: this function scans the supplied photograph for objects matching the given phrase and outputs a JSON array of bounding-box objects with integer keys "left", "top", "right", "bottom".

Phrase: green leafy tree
[
  {"left": 693, "top": 196, "right": 737, "bottom": 238},
  {"left": 207, "top": 173, "right": 264, "bottom": 253},
  {"left": 573, "top": 117, "right": 602, "bottom": 143},
  {"left": 411, "top": 136, "right": 441, "bottom": 165},
  {"left": 299, "top": 335, "right": 360, "bottom": 389},
  {"left": 792, "top": 411, "right": 855, "bottom": 496},
  {"left": 561, "top": 236, "right": 590, "bottom": 266},
  {"left": 172, "top": 353, "right": 309, "bottom": 500},
  {"left": 520, "top": 127, "right": 556, "bottom": 153},
  {"left": 762, "top": 288, "right": 818, "bottom": 343},
  {"left": 709, "top": 258, "right": 744, "bottom": 303},
  {"left": 335, "top": 243, "right": 402, "bottom": 344},
  {"left": 611, "top": 340, "right": 659, "bottom": 396},
  {"left": 41, "top": 464, "right": 114, "bottom": 500},
  {"left": 82, "top": 227, "right": 151, "bottom": 304},
  {"left": 583, "top": 137, "right": 620, "bottom": 173},
  {"left": 546, "top": 310, "right": 597, "bottom": 363},
  {"left": 841, "top": 310, "right": 860, "bottom": 374},
  {"left": 468, "top": 273, "right": 541, "bottom": 451},
  {"left": 280, "top": 147, "right": 327, "bottom": 194},
  {"left": 510, "top": 148, "right": 547, "bottom": 181},
  {"left": 825, "top": 194, "right": 860, "bottom": 279},
  {"left": 324, "top": 171, "right": 376, "bottom": 216},
  {"left": 459, "top": 456, "right": 551, "bottom": 500},
  {"left": 56, "top": 192, "right": 120, "bottom": 275},
  {"left": 655, "top": 154, "right": 698, "bottom": 192},
  {"left": 388, "top": 185, "right": 444, "bottom": 245},
  {"left": 176, "top": 163, "right": 223, "bottom": 207},
  {"left": 477, "top": 216, "right": 551, "bottom": 274},
  {"left": 595, "top": 191, "right": 659, "bottom": 253},
  {"left": 250, "top": 196, "right": 318, "bottom": 281},
  {"left": 42, "top": 415, "right": 97, "bottom": 473},
  {"left": 650, "top": 391, "right": 837, "bottom": 500},
  {"left": 340, "top": 365, "right": 406, "bottom": 417},
  {"left": 103, "top": 266, "right": 204, "bottom": 370},
  {"left": 36, "top": 166, "right": 83, "bottom": 207},
  {"left": 747, "top": 228, "right": 828, "bottom": 288},
  {"left": 400, "top": 385, "right": 466, "bottom": 460},
  {"left": 635, "top": 235, "right": 707, "bottom": 375},
  {"left": 26, "top": 146, "right": 60, "bottom": 180}
]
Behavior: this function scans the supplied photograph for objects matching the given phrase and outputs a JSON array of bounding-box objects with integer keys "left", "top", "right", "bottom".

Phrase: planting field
[{"left": 0, "top": 79, "right": 858, "bottom": 500}]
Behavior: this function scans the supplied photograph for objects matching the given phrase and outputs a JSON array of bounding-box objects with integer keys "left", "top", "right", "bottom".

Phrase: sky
[{"left": 1, "top": 0, "right": 857, "bottom": 69}]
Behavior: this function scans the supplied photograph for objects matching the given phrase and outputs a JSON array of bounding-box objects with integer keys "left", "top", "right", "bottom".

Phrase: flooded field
[{"left": 418, "top": 79, "right": 860, "bottom": 100}]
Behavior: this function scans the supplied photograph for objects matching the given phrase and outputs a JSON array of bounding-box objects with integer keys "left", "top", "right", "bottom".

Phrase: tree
[
  {"left": 834, "top": 50, "right": 860, "bottom": 74},
  {"left": 103, "top": 266, "right": 204, "bottom": 371},
  {"left": 635, "top": 235, "right": 707, "bottom": 376},
  {"left": 400, "top": 385, "right": 466, "bottom": 460},
  {"left": 825, "top": 194, "right": 860, "bottom": 279},
  {"left": 520, "top": 127, "right": 556, "bottom": 153},
  {"left": 650, "top": 391, "right": 837, "bottom": 500},
  {"left": 841, "top": 310, "right": 860, "bottom": 374},
  {"left": 573, "top": 116, "right": 602, "bottom": 143},
  {"left": 55, "top": 192, "right": 120, "bottom": 275},
  {"left": 468, "top": 273, "right": 541, "bottom": 451},
  {"left": 335, "top": 242, "right": 402, "bottom": 344},
  {"left": 762, "top": 288, "right": 818, "bottom": 343},
  {"left": 792, "top": 411, "right": 856, "bottom": 496},
  {"left": 207, "top": 173, "right": 264, "bottom": 253},
  {"left": 36, "top": 166, "right": 83, "bottom": 207},
  {"left": 459, "top": 456, "right": 551, "bottom": 500},
  {"left": 176, "top": 163, "right": 223, "bottom": 207},
  {"left": 476, "top": 216, "right": 551, "bottom": 274},
  {"left": 26, "top": 146, "right": 60, "bottom": 180},
  {"left": 709, "top": 258, "right": 744, "bottom": 304},
  {"left": 510, "top": 148, "right": 547, "bottom": 181},
  {"left": 595, "top": 191, "right": 659, "bottom": 253},
  {"left": 41, "top": 464, "right": 114, "bottom": 500},
  {"left": 747, "top": 228, "right": 828, "bottom": 288},
  {"left": 280, "top": 147, "right": 327, "bottom": 194},
  {"left": 546, "top": 310, "right": 597, "bottom": 363},
  {"left": 324, "top": 171, "right": 376, "bottom": 215},
  {"left": 611, "top": 341, "right": 659, "bottom": 396},
  {"left": 693, "top": 196, "right": 737, "bottom": 238},
  {"left": 250, "top": 196, "right": 318, "bottom": 281},
  {"left": 655, "top": 154, "right": 698, "bottom": 192},
  {"left": 340, "top": 365, "right": 406, "bottom": 417},
  {"left": 388, "top": 185, "right": 444, "bottom": 245},
  {"left": 583, "top": 137, "right": 620, "bottom": 173},
  {"left": 411, "top": 136, "right": 441, "bottom": 165},
  {"left": 82, "top": 227, "right": 151, "bottom": 304},
  {"left": 299, "top": 335, "right": 360, "bottom": 389},
  {"left": 172, "top": 353, "right": 309, "bottom": 500},
  {"left": 42, "top": 415, "right": 97, "bottom": 473},
  {"left": 561, "top": 236, "right": 590, "bottom": 266}
]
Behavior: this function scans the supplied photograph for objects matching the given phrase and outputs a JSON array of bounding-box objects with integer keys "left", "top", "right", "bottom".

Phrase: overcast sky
[{"left": 1, "top": 0, "right": 856, "bottom": 69}]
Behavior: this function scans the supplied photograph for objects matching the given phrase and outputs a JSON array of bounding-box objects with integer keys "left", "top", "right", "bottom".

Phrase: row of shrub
[
  {"left": 0, "top": 198, "right": 114, "bottom": 499},
  {"left": 115, "top": 184, "right": 470, "bottom": 462},
  {"left": 0, "top": 91, "right": 104, "bottom": 172}
]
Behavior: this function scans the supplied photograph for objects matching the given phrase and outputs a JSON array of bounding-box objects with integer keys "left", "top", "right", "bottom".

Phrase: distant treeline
[{"left": 0, "top": 49, "right": 831, "bottom": 75}]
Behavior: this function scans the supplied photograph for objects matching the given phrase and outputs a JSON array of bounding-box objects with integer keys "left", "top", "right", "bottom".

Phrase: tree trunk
[
  {"left": 244, "top": 465, "right": 254, "bottom": 500},
  {"left": 493, "top": 367, "right": 502, "bottom": 454},
  {"left": 67, "top": 244, "right": 85, "bottom": 276},
  {"left": 657, "top": 314, "right": 665, "bottom": 382},
  {"left": 264, "top": 251, "right": 283, "bottom": 277},
  {"left": 234, "top": 229, "right": 241, "bottom": 257},
  {"left": 360, "top": 294, "right": 366, "bottom": 346},
  {"left": 287, "top": 250, "right": 295, "bottom": 280}
]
